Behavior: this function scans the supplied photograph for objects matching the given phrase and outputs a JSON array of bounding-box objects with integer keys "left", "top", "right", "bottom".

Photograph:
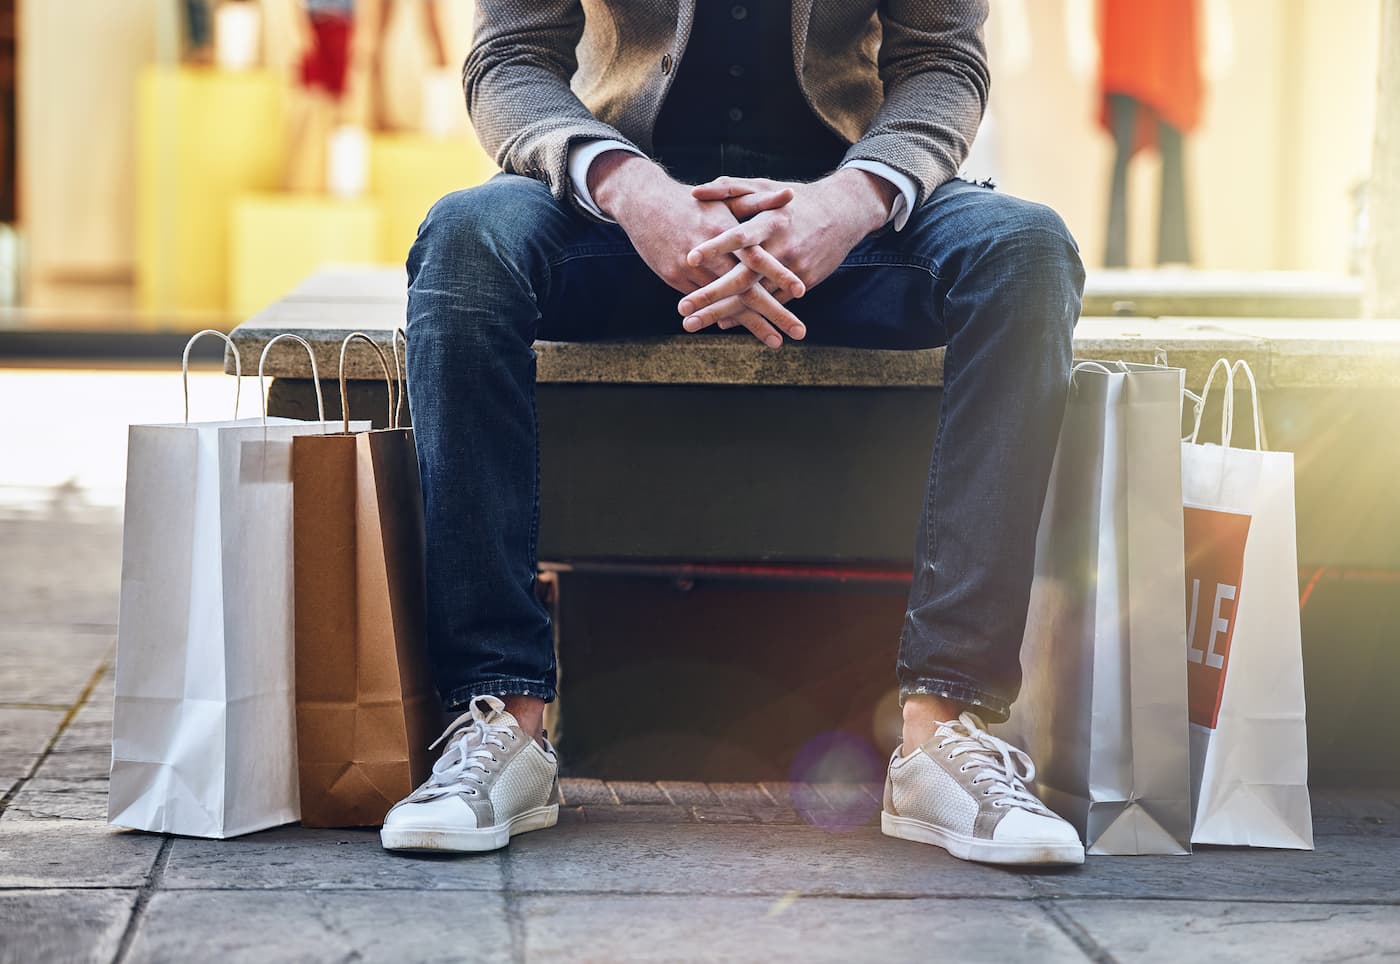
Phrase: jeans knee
[
  {"left": 991, "top": 200, "right": 1083, "bottom": 337},
  {"left": 936, "top": 194, "right": 1081, "bottom": 366},
  {"left": 409, "top": 174, "right": 555, "bottom": 275},
  {"left": 1000, "top": 201, "right": 1082, "bottom": 280},
  {"left": 406, "top": 176, "right": 555, "bottom": 363},
  {"left": 409, "top": 175, "right": 555, "bottom": 297},
  {"left": 938, "top": 191, "right": 1083, "bottom": 293}
]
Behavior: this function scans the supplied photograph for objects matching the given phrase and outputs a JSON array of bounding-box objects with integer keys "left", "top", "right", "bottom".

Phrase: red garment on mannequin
[
  {"left": 300, "top": 11, "right": 353, "bottom": 98},
  {"left": 1097, "top": 0, "right": 1203, "bottom": 153}
]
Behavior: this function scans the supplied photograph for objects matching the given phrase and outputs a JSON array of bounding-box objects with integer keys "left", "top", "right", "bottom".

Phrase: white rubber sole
[
  {"left": 381, "top": 803, "right": 559, "bottom": 854},
  {"left": 881, "top": 811, "right": 1085, "bottom": 866}
]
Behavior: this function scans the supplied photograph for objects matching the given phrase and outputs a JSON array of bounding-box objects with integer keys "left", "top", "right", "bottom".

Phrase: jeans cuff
[
  {"left": 898, "top": 679, "right": 1011, "bottom": 724},
  {"left": 444, "top": 678, "right": 556, "bottom": 711}
]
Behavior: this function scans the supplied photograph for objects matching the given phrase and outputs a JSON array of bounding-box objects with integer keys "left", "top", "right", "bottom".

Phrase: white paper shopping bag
[
  {"left": 1182, "top": 360, "right": 1313, "bottom": 849},
  {"left": 109, "top": 331, "right": 363, "bottom": 838},
  {"left": 998, "top": 360, "right": 1194, "bottom": 855}
]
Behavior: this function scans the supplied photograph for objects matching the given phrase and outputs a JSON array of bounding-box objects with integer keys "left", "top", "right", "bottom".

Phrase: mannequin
[
  {"left": 276, "top": 0, "right": 354, "bottom": 192},
  {"left": 258, "top": 0, "right": 469, "bottom": 191},
  {"left": 1068, "top": 0, "right": 1234, "bottom": 267}
]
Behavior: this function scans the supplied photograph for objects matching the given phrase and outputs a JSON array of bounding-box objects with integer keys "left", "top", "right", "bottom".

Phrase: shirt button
[
  {"left": 730, "top": 5, "right": 747, "bottom": 20},
  {"left": 727, "top": 107, "right": 744, "bottom": 122},
  {"left": 728, "top": 64, "right": 745, "bottom": 78},
  {"left": 661, "top": 53, "right": 673, "bottom": 75}
]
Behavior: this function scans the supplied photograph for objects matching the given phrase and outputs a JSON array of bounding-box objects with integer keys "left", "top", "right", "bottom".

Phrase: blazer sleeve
[
  {"left": 463, "top": 0, "right": 643, "bottom": 212},
  {"left": 841, "top": 0, "right": 991, "bottom": 207}
]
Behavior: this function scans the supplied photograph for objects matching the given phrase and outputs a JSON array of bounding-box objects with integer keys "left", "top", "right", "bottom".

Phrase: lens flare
[{"left": 788, "top": 730, "right": 883, "bottom": 831}]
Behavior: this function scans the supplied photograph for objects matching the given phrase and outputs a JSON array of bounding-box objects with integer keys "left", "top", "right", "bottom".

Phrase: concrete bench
[
  {"left": 233, "top": 266, "right": 1400, "bottom": 566},
  {"left": 231, "top": 267, "right": 1400, "bottom": 785}
]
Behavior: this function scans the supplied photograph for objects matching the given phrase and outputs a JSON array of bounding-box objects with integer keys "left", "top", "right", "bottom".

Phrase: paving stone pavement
[{"left": 3, "top": 506, "right": 1400, "bottom": 962}]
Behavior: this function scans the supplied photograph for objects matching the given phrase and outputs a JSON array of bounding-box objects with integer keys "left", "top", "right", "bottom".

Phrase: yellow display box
[
  {"left": 137, "top": 66, "right": 287, "bottom": 318},
  {"left": 229, "top": 195, "right": 381, "bottom": 318},
  {"left": 369, "top": 133, "right": 498, "bottom": 265}
]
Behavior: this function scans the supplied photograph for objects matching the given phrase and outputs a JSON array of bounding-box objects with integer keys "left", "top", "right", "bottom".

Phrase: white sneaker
[
  {"left": 881, "top": 712, "right": 1084, "bottom": 866},
  {"left": 380, "top": 695, "right": 559, "bottom": 853}
]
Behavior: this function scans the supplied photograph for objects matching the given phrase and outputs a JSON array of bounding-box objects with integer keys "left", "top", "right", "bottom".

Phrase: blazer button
[{"left": 661, "top": 53, "right": 673, "bottom": 75}]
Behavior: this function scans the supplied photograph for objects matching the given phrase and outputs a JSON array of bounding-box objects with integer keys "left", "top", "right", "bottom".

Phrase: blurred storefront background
[
  {"left": 0, "top": 0, "right": 1387, "bottom": 334},
  {"left": 981, "top": 0, "right": 1382, "bottom": 275},
  {"left": 13, "top": 0, "right": 490, "bottom": 331}
]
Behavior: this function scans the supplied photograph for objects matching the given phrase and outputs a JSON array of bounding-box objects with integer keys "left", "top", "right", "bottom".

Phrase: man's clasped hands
[{"left": 586, "top": 150, "right": 898, "bottom": 348}]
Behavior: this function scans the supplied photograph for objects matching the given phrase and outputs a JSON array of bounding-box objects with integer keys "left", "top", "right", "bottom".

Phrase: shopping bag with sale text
[{"left": 1181, "top": 360, "right": 1313, "bottom": 850}]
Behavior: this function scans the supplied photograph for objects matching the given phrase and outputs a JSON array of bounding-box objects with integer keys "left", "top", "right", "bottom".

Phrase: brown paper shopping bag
[{"left": 291, "top": 330, "right": 440, "bottom": 828}]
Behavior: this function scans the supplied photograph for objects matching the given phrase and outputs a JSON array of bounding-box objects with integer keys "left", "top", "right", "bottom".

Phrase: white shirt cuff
[
  {"left": 840, "top": 160, "right": 917, "bottom": 231},
  {"left": 568, "top": 139, "right": 645, "bottom": 221}
]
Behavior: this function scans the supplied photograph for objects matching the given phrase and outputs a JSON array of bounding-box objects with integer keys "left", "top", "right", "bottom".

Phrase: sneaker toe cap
[
  {"left": 383, "top": 794, "right": 479, "bottom": 830},
  {"left": 993, "top": 807, "right": 1082, "bottom": 846}
]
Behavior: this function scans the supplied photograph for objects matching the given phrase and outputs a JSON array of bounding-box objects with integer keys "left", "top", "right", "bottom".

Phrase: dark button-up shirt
[{"left": 652, "top": 1, "right": 850, "bottom": 181}]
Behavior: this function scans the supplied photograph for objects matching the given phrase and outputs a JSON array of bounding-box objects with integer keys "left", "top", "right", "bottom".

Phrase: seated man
[{"left": 381, "top": 0, "right": 1086, "bottom": 866}]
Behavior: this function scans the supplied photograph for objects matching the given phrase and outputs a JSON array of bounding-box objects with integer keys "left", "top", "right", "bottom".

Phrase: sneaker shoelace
[
  {"left": 934, "top": 712, "right": 1053, "bottom": 814},
  {"left": 403, "top": 696, "right": 520, "bottom": 803}
]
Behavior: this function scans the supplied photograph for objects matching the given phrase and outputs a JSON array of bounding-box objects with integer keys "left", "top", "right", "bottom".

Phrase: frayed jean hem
[
  {"left": 898, "top": 680, "right": 1011, "bottom": 724},
  {"left": 444, "top": 679, "right": 556, "bottom": 711}
]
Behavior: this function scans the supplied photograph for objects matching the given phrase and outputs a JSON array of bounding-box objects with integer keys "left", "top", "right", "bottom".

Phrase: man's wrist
[
  {"left": 827, "top": 167, "right": 898, "bottom": 235},
  {"left": 589, "top": 152, "right": 663, "bottom": 220}
]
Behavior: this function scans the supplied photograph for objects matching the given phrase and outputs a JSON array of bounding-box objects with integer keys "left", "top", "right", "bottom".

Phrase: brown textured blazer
[{"left": 463, "top": 0, "right": 990, "bottom": 217}]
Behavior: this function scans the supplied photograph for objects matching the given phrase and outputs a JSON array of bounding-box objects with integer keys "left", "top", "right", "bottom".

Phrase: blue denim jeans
[{"left": 405, "top": 170, "right": 1083, "bottom": 723}]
